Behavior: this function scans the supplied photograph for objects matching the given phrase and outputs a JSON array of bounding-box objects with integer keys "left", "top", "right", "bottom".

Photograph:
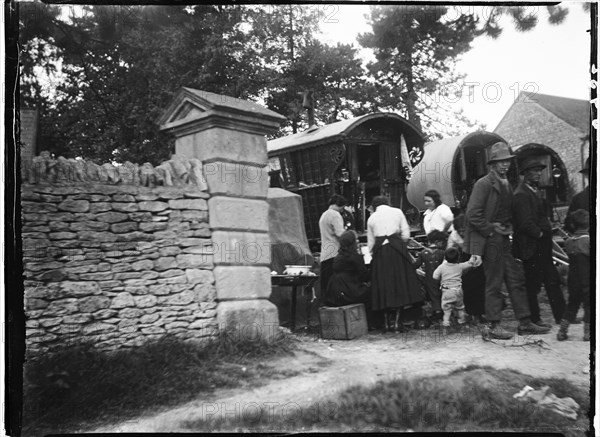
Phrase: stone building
[{"left": 494, "top": 92, "right": 590, "bottom": 195}]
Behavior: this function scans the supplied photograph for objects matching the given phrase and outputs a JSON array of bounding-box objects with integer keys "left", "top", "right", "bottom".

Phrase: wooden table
[{"left": 271, "top": 274, "right": 319, "bottom": 331}]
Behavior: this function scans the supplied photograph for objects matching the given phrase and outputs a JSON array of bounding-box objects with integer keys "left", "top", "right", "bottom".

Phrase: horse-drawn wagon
[
  {"left": 406, "top": 131, "right": 516, "bottom": 213},
  {"left": 407, "top": 133, "right": 570, "bottom": 217},
  {"left": 267, "top": 112, "right": 425, "bottom": 246}
]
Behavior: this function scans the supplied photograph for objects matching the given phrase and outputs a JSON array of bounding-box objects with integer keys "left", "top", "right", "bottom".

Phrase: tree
[
  {"left": 474, "top": 5, "right": 569, "bottom": 38},
  {"left": 267, "top": 40, "right": 378, "bottom": 135},
  {"left": 18, "top": 5, "right": 288, "bottom": 163},
  {"left": 358, "top": 5, "right": 479, "bottom": 136},
  {"left": 358, "top": 4, "right": 570, "bottom": 139},
  {"left": 247, "top": 5, "right": 329, "bottom": 133},
  {"left": 19, "top": 5, "right": 196, "bottom": 163},
  {"left": 20, "top": 4, "right": 362, "bottom": 160},
  {"left": 291, "top": 41, "right": 378, "bottom": 124}
]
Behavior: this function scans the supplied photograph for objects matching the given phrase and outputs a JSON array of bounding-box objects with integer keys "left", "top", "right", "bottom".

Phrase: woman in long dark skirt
[{"left": 367, "top": 196, "right": 423, "bottom": 332}]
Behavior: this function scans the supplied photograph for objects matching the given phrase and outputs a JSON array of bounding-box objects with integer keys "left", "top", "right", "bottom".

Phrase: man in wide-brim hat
[
  {"left": 513, "top": 156, "right": 566, "bottom": 327},
  {"left": 464, "top": 141, "right": 551, "bottom": 340}
]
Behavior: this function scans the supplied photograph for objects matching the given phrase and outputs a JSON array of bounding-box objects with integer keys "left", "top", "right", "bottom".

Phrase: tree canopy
[
  {"left": 18, "top": 4, "right": 572, "bottom": 163},
  {"left": 357, "top": 4, "right": 570, "bottom": 137}
]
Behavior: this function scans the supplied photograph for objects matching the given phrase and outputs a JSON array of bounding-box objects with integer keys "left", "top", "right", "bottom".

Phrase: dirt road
[{"left": 92, "top": 322, "right": 591, "bottom": 433}]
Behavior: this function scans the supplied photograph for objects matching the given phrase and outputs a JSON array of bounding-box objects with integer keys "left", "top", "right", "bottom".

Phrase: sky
[
  {"left": 20, "top": 3, "right": 593, "bottom": 132},
  {"left": 317, "top": 2, "right": 592, "bottom": 130}
]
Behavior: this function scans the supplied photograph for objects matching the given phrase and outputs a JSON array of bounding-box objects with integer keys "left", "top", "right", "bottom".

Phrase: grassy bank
[
  {"left": 23, "top": 331, "right": 298, "bottom": 435},
  {"left": 182, "top": 365, "right": 590, "bottom": 435}
]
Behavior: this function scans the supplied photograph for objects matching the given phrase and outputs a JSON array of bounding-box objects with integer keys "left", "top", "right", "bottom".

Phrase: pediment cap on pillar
[{"left": 158, "top": 87, "right": 286, "bottom": 137}]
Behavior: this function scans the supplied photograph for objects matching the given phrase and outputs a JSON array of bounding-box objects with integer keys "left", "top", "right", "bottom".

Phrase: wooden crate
[{"left": 318, "top": 304, "right": 368, "bottom": 340}]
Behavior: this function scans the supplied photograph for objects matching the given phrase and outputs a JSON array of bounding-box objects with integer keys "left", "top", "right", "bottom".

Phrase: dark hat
[
  {"left": 519, "top": 156, "right": 547, "bottom": 175},
  {"left": 487, "top": 142, "right": 516, "bottom": 164},
  {"left": 579, "top": 157, "right": 590, "bottom": 174}
]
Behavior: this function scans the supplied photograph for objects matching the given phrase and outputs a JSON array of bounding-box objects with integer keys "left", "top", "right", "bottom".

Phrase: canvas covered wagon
[
  {"left": 406, "top": 132, "right": 570, "bottom": 265},
  {"left": 406, "top": 131, "right": 516, "bottom": 213},
  {"left": 512, "top": 142, "right": 570, "bottom": 210}
]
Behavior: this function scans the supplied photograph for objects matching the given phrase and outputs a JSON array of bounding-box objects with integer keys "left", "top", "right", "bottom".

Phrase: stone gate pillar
[{"left": 158, "top": 88, "right": 286, "bottom": 342}]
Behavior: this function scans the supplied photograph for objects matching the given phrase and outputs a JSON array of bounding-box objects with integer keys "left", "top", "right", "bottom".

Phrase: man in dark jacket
[
  {"left": 513, "top": 157, "right": 566, "bottom": 326},
  {"left": 464, "top": 142, "right": 551, "bottom": 340}
]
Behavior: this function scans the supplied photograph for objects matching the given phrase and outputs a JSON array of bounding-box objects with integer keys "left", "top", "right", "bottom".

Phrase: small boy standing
[
  {"left": 432, "top": 246, "right": 478, "bottom": 333},
  {"left": 557, "top": 209, "right": 590, "bottom": 341}
]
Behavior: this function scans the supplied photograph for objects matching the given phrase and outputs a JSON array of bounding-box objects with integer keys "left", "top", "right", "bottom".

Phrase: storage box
[{"left": 319, "top": 304, "right": 368, "bottom": 340}]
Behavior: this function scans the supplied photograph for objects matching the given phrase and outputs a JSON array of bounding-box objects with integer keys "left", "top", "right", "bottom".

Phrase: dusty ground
[{"left": 91, "top": 319, "right": 591, "bottom": 433}]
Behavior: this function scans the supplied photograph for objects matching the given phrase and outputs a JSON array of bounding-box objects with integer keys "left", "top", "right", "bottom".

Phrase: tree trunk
[{"left": 404, "top": 54, "right": 422, "bottom": 132}]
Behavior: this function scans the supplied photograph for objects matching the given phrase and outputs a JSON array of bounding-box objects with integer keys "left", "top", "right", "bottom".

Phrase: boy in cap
[
  {"left": 513, "top": 156, "right": 566, "bottom": 326},
  {"left": 464, "top": 141, "right": 551, "bottom": 340}
]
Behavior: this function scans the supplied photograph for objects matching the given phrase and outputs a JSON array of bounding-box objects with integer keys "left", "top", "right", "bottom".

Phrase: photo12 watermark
[{"left": 419, "top": 81, "right": 540, "bottom": 106}]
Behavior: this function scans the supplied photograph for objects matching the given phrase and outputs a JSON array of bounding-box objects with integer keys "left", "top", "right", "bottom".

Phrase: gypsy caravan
[
  {"left": 406, "top": 131, "right": 517, "bottom": 214},
  {"left": 513, "top": 143, "right": 569, "bottom": 212},
  {"left": 267, "top": 113, "right": 426, "bottom": 244},
  {"left": 407, "top": 134, "right": 569, "bottom": 265}
]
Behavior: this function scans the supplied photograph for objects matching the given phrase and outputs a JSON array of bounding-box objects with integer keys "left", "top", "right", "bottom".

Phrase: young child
[
  {"left": 413, "top": 230, "right": 448, "bottom": 324},
  {"left": 432, "top": 246, "right": 478, "bottom": 333},
  {"left": 557, "top": 209, "right": 590, "bottom": 341}
]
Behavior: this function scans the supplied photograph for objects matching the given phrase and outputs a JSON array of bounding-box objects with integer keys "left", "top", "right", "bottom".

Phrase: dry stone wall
[{"left": 22, "top": 178, "right": 218, "bottom": 357}]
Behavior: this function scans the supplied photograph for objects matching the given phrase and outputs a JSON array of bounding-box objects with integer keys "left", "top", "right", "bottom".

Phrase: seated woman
[{"left": 324, "top": 230, "right": 370, "bottom": 307}]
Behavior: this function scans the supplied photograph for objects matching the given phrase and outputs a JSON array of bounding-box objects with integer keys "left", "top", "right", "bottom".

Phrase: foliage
[
  {"left": 18, "top": 4, "right": 572, "bottom": 161},
  {"left": 357, "top": 4, "right": 570, "bottom": 137},
  {"left": 19, "top": 5, "right": 331, "bottom": 163},
  {"left": 22, "top": 332, "right": 298, "bottom": 435},
  {"left": 475, "top": 5, "right": 569, "bottom": 38},
  {"left": 268, "top": 40, "right": 377, "bottom": 135},
  {"left": 19, "top": 4, "right": 375, "bottom": 161},
  {"left": 358, "top": 5, "right": 479, "bottom": 136}
]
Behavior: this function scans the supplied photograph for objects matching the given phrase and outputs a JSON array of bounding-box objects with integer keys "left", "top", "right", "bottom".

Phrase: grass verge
[
  {"left": 182, "top": 365, "right": 590, "bottom": 435},
  {"left": 22, "top": 330, "right": 298, "bottom": 435}
]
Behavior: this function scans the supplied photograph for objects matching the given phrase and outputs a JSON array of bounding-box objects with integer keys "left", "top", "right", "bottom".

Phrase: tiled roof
[{"left": 529, "top": 92, "right": 590, "bottom": 134}]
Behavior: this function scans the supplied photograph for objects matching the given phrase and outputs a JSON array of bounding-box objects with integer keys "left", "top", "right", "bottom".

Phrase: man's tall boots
[
  {"left": 557, "top": 319, "right": 570, "bottom": 341},
  {"left": 583, "top": 322, "right": 590, "bottom": 341}
]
